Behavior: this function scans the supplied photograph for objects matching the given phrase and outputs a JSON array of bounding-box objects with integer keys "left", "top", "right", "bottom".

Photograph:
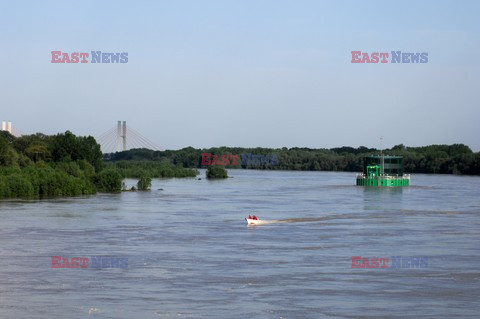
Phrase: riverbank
[
  {"left": 0, "top": 131, "right": 197, "bottom": 200},
  {"left": 105, "top": 144, "right": 480, "bottom": 175}
]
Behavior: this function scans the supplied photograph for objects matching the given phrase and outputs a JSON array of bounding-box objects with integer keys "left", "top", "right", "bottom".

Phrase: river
[{"left": 1, "top": 170, "right": 479, "bottom": 318}]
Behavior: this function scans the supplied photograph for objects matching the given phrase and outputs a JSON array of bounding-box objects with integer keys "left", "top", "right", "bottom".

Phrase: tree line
[
  {"left": 105, "top": 144, "right": 480, "bottom": 175},
  {"left": 3, "top": 131, "right": 477, "bottom": 200},
  {"left": 0, "top": 131, "right": 198, "bottom": 200}
]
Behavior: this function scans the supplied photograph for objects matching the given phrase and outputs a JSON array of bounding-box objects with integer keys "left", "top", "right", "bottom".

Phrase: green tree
[
  {"left": 49, "top": 131, "right": 102, "bottom": 172},
  {"left": 95, "top": 169, "right": 122, "bottom": 192},
  {"left": 0, "top": 136, "right": 19, "bottom": 167},
  {"left": 137, "top": 174, "right": 152, "bottom": 191},
  {"left": 25, "top": 144, "right": 50, "bottom": 162},
  {"left": 206, "top": 166, "right": 228, "bottom": 179}
]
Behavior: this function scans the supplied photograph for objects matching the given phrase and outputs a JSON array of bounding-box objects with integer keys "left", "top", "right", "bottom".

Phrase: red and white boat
[{"left": 245, "top": 217, "right": 263, "bottom": 225}]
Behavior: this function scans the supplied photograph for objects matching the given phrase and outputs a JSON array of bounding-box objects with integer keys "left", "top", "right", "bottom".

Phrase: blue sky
[{"left": 0, "top": 0, "right": 479, "bottom": 150}]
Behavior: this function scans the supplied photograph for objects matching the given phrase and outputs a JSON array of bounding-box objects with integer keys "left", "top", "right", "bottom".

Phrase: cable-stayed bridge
[
  {"left": 96, "top": 121, "right": 161, "bottom": 153},
  {"left": 1, "top": 120, "right": 158, "bottom": 154}
]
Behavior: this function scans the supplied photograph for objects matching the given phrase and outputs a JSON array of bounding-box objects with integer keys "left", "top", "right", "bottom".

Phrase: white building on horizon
[{"left": 1, "top": 121, "right": 13, "bottom": 134}]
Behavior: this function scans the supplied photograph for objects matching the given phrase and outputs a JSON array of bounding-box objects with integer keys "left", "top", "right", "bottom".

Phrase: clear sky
[{"left": 1, "top": 0, "right": 479, "bottom": 150}]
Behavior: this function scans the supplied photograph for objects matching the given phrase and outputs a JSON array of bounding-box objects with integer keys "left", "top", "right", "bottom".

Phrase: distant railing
[{"left": 356, "top": 173, "right": 410, "bottom": 180}]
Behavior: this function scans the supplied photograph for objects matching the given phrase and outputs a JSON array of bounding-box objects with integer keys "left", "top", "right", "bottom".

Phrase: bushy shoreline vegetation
[
  {"left": 2, "top": 129, "right": 479, "bottom": 200},
  {"left": 0, "top": 131, "right": 103, "bottom": 199},
  {"left": 104, "top": 161, "right": 197, "bottom": 178},
  {"left": 106, "top": 144, "right": 480, "bottom": 175},
  {"left": 0, "top": 131, "right": 197, "bottom": 200}
]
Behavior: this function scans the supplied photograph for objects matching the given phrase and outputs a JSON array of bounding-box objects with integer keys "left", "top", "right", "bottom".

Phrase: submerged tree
[
  {"left": 137, "top": 174, "right": 152, "bottom": 191},
  {"left": 95, "top": 169, "right": 122, "bottom": 192},
  {"left": 206, "top": 166, "right": 228, "bottom": 179}
]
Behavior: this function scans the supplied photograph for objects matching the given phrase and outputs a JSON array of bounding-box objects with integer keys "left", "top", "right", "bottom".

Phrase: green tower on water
[{"left": 356, "top": 154, "right": 410, "bottom": 187}]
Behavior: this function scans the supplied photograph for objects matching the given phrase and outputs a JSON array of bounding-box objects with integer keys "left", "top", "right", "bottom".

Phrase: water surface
[{"left": 1, "top": 170, "right": 479, "bottom": 318}]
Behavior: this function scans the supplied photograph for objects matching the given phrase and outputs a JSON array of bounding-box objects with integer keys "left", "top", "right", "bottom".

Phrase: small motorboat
[{"left": 245, "top": 217, "right": 263, "bottom": 225}]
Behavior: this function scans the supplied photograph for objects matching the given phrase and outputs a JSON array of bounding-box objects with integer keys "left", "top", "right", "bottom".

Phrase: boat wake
[{"left": 247, "top": 217, "right": 327, "bottom": 226}]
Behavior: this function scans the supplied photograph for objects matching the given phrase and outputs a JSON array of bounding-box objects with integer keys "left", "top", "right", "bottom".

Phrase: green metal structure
[{"left": 356, "top": 155, "right": 410, "bottom": 187}]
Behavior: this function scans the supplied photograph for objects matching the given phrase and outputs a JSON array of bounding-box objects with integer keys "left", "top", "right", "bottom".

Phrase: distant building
[{"left": 1, "top": 121, "right": 12, "bottom": 134}]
